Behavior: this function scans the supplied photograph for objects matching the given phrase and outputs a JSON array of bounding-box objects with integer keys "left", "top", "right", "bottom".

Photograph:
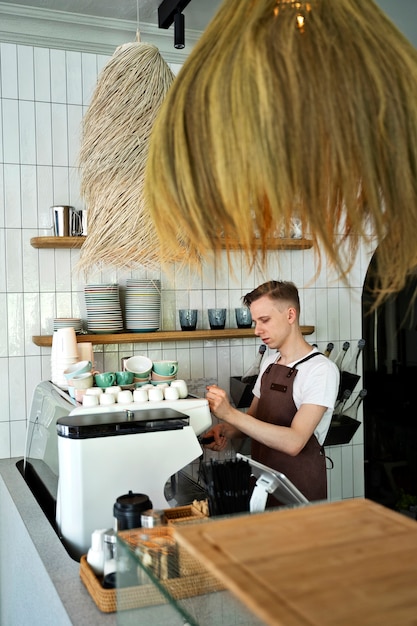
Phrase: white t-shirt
[{"left": 252, "top": 348, "right": 340, "bottom": 445}]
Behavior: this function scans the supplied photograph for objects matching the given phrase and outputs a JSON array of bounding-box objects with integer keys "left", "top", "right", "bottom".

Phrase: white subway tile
[
  {"left": 1, "top": 44, "right": 18, "bottom": 99},
  {"left": 66, "top": 51, "right": 82, "bottom": 105},
  {"left": 35, "top": 102, "right": 52, "bottom": 165},
  {"left": 8, "top": 356, "right": 26, "bottom": 420},
  {"left": 23, "top": 293, "right": 41, "bottom": 356},
  {"left": 0, "top": 359, "right": 10, "bottom": 420},
  {"left": 34, "top": 47, "right": 51, "bottom": 101},
  {"left": 0, "top": 163, "right": 4, "bottom": 226},
  {"left": 2, "top": 99, "right": 20, "bottom": 163},
  {"left": 67, "top": 105, "right": 82, "bottom": 167},
  {"left": 3, "top": 164, "right": 21, "bottom": 228},
  {"left": 22, "top": 229, "right": 39, "bottom": 293},
  {"left": 0, "top": 423, "right": 10, "bottom": 458},
  {"left": 0, "top": 229, "right": 5, "bottom": 292},
  {"left": 0, "top": 294, "right": 7, "bottom": 358},
  {"left": 19, "top": 100, "right": 36, "bottom": 165},
  {"left": 37, "top": 166, "right": 54, "bottom": 230},
  {"left": 24, "top": 355, "right": 43, "bottom": 409},
  {"left": 51, "top": 103, "right": 68, "bottom": 166},
  {"left": 52, "top": 166, "right": 69, "bottom": 203},
  {"left": 10, "top": 420, "right": 27, "bottom": 457},
  {"left": 17, "top": 46, "right": 35, "bottom": 101},
  {"left": 50, "top": 49, "right": 67, "bottom": 103},
  {"left": 21, "top": 165, "right": 38, "bottom": 227},
  {"left": 17, "top": 45, "right": 34, "bottom": 101},
  {"left": 81, "top": 52, "right": 98, "bottom": 105},
  {"left": 39, "top": 250, "right": 56, "bottom": 292},
  {"left": 6, "top": 229, "right": 23, "bottom": 292},
  {"left": 7, "top": 292, "right": 25, "bottom": 357}
]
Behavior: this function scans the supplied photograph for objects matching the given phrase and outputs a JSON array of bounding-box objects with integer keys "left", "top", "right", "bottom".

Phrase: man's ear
[{"left": 287, "top": 306, "right": 297, "bottom": 324}]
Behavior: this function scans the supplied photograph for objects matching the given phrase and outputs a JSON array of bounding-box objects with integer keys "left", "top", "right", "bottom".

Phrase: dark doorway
[{"left": 362, "top": 254, "right": 417, "bottom": 511}]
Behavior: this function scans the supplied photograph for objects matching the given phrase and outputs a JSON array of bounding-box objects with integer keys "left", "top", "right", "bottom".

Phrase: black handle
[{"left": 200, "top": 435, "right": 215, "bottom": 445}]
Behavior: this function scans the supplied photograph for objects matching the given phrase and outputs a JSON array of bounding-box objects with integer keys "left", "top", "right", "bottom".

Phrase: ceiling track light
[
  {"left": 174, "top": 12, "right": 185, "bottom": 49},
  {"left": 158, "top": 0, "right": 191, "bottom": 48}
]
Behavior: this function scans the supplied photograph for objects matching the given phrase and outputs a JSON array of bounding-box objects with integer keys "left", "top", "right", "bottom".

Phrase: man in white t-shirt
[{"left": 204, "top": 280, "right": 339, "bottom": 502}]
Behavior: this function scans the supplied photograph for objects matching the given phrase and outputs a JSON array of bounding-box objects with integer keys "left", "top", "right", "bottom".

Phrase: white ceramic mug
[
  {"left": 133, "top": 388, "right": 148, "bottom": 403},
  {"left": 100, "top": 393, "right": 115, "bottom": 406},
  {"left": 106, "top": 385, "right": 121, "bottom": 395},
  {"left": 164, "top": 386, "right": 179, "bottom": 401},
  {"left": 148, "top": 387, "right": 164, "bottom": 402},
  {"left": 82, "top": 394, "right": 99, "bottom": 407},
  {"left": 170, "top": 379, "right": 188, "bottom": 399},
  {"left": 85, "top": 387, "right": 103, "bottom": 396},
  {"left": 72, "top": 373, "right": 94, "bottom": 389},
  {"left": 117, "top": 390, "right": 133, "bottom": 404}
]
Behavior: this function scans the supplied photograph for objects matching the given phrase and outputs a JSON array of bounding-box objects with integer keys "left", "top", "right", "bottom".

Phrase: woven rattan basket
[{"left": 80, "top": 505, "right": 222, "bottom": 613}]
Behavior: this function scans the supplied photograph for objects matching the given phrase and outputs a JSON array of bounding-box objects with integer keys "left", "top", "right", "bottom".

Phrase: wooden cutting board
[{"left": 173, "top": 498, "right": 417, "bottom": 626}]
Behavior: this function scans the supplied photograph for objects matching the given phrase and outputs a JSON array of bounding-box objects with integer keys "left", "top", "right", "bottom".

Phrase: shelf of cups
[
  {"left": 29, "top": 236, "right": 312, "bottom": 250},
  {"left": 32, "top": 326, "right": 315, "bottom": 347}
]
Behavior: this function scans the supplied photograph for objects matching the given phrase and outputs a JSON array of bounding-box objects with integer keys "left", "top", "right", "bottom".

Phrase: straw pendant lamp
[
  {"left": 77, "top": 17, "right": 176, "bottom": 275},
  {"left": 145, "top": 0, "right": 417, "bottom": 306}
]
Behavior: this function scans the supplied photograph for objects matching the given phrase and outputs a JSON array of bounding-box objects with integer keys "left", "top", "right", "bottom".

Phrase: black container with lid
[{"left": 113, "top": 491, "right": 153, "bottom": 530}]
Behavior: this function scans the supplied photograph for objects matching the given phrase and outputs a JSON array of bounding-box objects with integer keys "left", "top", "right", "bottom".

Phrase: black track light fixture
[
  {"left": 158, "top": 0, "right": 191, "bottom": 49},
  {"left": 174, "top": 12, "right": 185, "bottom": 49}
]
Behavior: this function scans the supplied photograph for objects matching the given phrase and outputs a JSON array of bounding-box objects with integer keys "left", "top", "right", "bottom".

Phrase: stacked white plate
[
  {"left": 124, "top": 279, "right": 161, "bottom": 332},
  {"left": 53, "top": 317, "right": 83, "bottom": 333},
  {"left": 84, "top": 284, "right": 124, "bottom": 334}
]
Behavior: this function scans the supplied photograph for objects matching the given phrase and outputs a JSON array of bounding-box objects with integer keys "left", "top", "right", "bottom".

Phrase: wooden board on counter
[
  {"left": 32, "top": 326, "right": 315, "bottom": 347},
  {"left": 173, "top": 498, "right": 417, "bottom": 626}
]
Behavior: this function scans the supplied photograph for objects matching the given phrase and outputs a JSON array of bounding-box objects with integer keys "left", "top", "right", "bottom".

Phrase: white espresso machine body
[{"left": 56, "top": 408, "right": 203, "bottom": 560}]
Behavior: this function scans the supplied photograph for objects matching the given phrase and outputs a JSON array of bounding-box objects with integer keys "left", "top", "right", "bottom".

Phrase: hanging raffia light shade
[
  {"left": 145, "top": 0, "right": 417, "bottom": 305},
  {"left": 77, "top": 41, "right": 175, "bottom": 275}
]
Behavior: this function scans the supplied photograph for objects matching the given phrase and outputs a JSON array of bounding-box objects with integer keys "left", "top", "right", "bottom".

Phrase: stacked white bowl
[{"left": 51, "top": 327, "right": 79, "bottom": 389}]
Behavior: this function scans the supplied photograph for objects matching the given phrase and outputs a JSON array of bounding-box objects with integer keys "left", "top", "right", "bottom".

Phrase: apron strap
[{"left": 286, "top": 351, "right": 322, "bottom": 377}]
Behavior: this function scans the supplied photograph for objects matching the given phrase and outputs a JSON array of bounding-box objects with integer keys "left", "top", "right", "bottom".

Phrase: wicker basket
[{"left": 80, "top": 512, "right": 223, "bottom": 613}]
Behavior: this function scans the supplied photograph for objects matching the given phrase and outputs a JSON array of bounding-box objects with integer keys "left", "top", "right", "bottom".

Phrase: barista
[{"left": 204, "top": 281, "right": 339, "bottom": 503}]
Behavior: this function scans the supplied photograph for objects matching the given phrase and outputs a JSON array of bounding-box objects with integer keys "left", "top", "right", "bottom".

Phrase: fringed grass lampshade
[
  {"left": 145, "top": 0, "right": 417, "bottom": 305},
  {"left": 77, "top": 41, "right": 175, "bottom": 275}
]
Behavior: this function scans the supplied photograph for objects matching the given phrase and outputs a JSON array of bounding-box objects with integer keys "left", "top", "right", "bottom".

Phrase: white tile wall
[{"left": 0, "top": 42, "right": 373, "bottom": 501}]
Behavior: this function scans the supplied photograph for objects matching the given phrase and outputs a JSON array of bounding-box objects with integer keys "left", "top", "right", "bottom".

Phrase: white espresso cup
[
  {"left": 148, "top": 387, "right": 164, "bottom": 402},
  {"left": 100, "top": 393, "right": 115, "bottom": 406},
  {"left": 170, "top": 379, "right": 188, "bottom": 399},
  {"left": 133, "top": 388, "right": 148, "bottom": 403},
  {"left": 117, "top": 390, "right": 133, "bottom": 404},
  {"left": 85, "top": 387, "right": 103, "bottom": 396},
  {"left": 82, "top": 394, "right": 99, "bottom": 407},
  {"left": 164, "top": 386, "right": 179, "bottom": 401}
]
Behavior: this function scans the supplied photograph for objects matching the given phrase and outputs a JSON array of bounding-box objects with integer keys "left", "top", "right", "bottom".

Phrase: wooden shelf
[
  {"left": 30, "top": 236, "right": 312, "bottom": 250},
  {"left": 219, "top": 237, "right": 313, "bottom": 250},
  {"left": 32, "top": 326, "right": 315, "bottom": 347},
  {"left": 30, "top": 236, "right": 86, "bottom": 249}
]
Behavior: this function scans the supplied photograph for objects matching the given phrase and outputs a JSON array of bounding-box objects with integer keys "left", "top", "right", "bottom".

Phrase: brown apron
[{"left": 251, "top": 352, "right": 327, "bottom": 505}]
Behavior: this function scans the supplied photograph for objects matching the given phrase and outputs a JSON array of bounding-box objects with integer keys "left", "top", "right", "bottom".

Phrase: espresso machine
[{"left": 23, "top": 382, "right": 212, "bottom": 560}]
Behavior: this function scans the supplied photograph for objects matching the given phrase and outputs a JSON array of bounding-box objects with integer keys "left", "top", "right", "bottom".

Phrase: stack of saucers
[
  {"left": 84, "top": 284, "right": 124, "bottom": 334},
  {"left": 124, "top": 279, "right": 161, "bottom": 333},
  {"left": 53, "top": 317, "right": 83, "bottom": 333}
]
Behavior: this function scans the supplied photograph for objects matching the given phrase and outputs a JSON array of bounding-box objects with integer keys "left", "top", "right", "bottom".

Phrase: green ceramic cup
[
  {"left": 152, "top": 360, "right": 178, "bottom": 377},
  {"left": 94, "top": 372, "right": 116, "bottom": 388},
  {"left": 116, "top": 371, "right": 134, "bottom": 385}
]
